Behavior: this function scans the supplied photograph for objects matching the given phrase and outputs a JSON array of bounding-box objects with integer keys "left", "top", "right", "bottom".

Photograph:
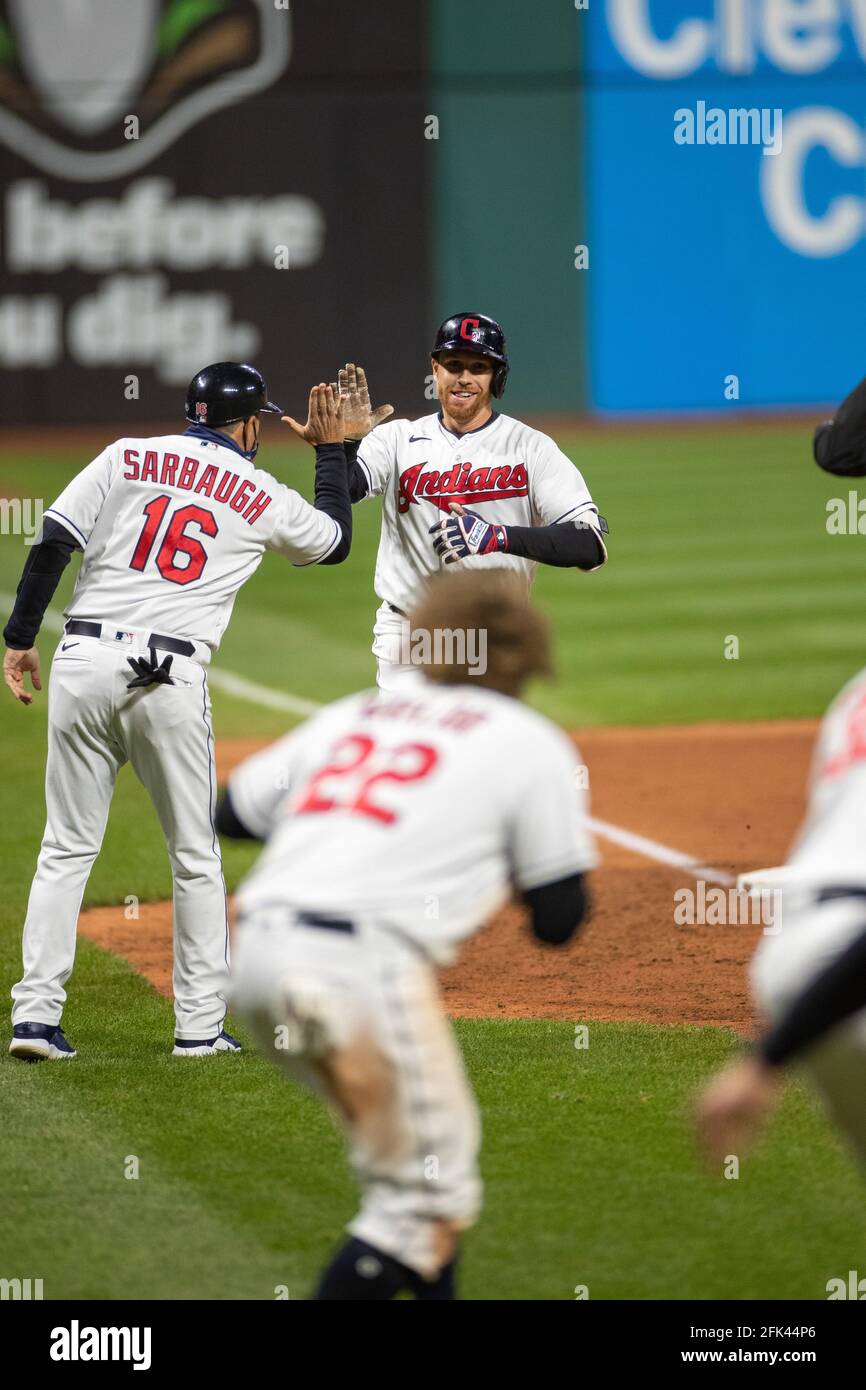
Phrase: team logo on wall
[{"left": 0, "top": 0, "right": 290, "bottom": 181}]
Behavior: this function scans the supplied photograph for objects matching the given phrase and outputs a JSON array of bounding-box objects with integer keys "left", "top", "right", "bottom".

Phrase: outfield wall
[
  {"left": 584, "top": 3, "right": 866, "bottom": 411},
  {"left": 0, "top": 1, "right": 431, "bottom": 425},
  {"left": 432, "top": 2, "right": 866, "bottom": 414},
  {"left": 0, "top": 1, "right": 864, "bottom": 423}
]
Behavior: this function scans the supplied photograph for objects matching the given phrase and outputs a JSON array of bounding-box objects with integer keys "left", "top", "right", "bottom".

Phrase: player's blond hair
[{"left": 409, "top": 570, "right": 553, "bottom": 697}]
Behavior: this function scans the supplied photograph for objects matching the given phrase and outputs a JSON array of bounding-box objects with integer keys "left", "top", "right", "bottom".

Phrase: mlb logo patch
[
  {"left": 114, "top": 631, "right": 134, "bottom": 644},
  {"left": 196, "top": 402, "right": 208, "bottom": 422}
]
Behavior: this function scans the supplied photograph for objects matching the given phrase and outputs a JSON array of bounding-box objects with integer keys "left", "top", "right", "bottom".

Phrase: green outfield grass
[
  {"left": 1, "top": 421, "right": 864, "bottom": 1300},
  {"left": 1, "top": 423, "right": 865, "bottom": 734},
  {"left": 2, "top": 950, "right": 864, "bottom": 1301}
]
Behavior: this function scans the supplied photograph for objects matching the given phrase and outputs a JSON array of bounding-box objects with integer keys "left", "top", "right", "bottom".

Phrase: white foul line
[
  {"left": 204, "top": 668, "right": 321, "bottom": 718},
  {"left": 4, "top": 593, "right": 733, "bottom": 884},
  {"left": 588, "top": 816, "right": 734, "bottom": 887},
  {"left": 0, "top": 593, "right": 320, "bottom": 718}
]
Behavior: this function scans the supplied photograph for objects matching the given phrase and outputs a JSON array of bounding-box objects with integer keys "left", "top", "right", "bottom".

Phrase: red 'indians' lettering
[
  {"left": 397, "top": 460, "right": 528, "bottom": 514},
  {"left": 122, "top": 449, "right": 272, "bottom": 526}
]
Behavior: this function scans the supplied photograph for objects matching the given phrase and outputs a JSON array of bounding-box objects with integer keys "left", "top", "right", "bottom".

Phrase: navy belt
[
  {"left": 296, "top": 911, "right": 355, "bottom": 935},
  {"left": 815, "top": 886, "right": 866, "bottom": 904},
  {"left": 386, "top": 602, "right": 408, "bottom": 618},
  {"left": 65, "top": 620, "right": 195, "bottom": 659}
]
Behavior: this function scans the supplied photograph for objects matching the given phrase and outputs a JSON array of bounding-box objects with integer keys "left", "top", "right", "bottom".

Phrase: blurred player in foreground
[
  {"left": 218, "top": 571, "right": 597, "bottom": 1299},
  {"left": 697, "top": 664, "right": 866, "bottom": 1167}
]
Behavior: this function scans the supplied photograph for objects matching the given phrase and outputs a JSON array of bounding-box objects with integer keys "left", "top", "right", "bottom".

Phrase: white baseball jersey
[
  {"left": 45, "top": 431, "right": 341, "bottom": 650},
  {"left": 230, "top": 681, "right": 597, "bottom": 964},
  {"left": 787, "top": 665, "right": 866, "bottom": 887},
  {"left": 355, "top": 411, "right": 606, "bottom": 611},
  {"left": 751, "top": 667, "right": 866, "bottom": 1167}
]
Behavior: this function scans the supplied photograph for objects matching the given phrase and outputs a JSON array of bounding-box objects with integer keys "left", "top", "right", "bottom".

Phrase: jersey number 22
[{"left": 294, "top": 733, "right": 439, "bottom": 826}]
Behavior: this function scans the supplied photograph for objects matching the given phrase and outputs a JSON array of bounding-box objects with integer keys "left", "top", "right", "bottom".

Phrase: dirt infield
[{"left": 78, "top": 719, "right": 817, "bottom": 1035}]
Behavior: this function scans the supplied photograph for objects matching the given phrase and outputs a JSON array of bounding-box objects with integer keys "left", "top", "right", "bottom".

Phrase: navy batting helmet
[
  {"left": 431, "top": 313, "right": 509, "bottom": 397},
  {"left": 185, "top": 362, "right": 284, "bottom": 427}
]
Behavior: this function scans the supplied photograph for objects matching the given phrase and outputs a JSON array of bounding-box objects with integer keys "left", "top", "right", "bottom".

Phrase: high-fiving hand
[
  {"left": 282, "top": 383, "right": 347, "bottom": 446},
  {"left": 332, "top": 363, "right": 393, "bottom": 440}
]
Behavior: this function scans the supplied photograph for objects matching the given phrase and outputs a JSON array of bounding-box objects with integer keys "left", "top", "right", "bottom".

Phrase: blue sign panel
[{"left": 585, "top": 1, "right": 866, "bottom": 410}]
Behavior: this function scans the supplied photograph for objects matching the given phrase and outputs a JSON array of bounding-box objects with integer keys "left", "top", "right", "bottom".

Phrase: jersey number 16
[{"left": 129, "top": 494, "right": 218, "bottom": 585}]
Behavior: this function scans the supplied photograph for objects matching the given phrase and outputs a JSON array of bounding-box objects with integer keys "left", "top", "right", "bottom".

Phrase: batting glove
[
  {"left": 429, "top": 505, "right": 508, "bottom": 564},
  {"left": 126, "top": 648, "right": 175, "bottom": 690}
]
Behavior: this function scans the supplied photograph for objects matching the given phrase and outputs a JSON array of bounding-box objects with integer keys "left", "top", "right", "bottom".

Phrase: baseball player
[
  {"left": 4, "top": 364, "right": 351, "bottom": 1061},
  {"left": 335, "top": 313, "right": 608, "bottom": 691},
  {"left": 219, "top": 571, "right": 597, "bottom": 1300},
  {"left": 814, "top": 370, "right": 866, "bottom": 475},
  {"left": 697, "top": 662, "right": 866, "bottom": 1167}
]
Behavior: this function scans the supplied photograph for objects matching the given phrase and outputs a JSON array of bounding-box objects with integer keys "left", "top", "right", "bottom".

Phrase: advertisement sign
[
  {"left": 0, "top": 0, "right": 430, "bottom": 424},
  {"left": 586, "top": 2, "right": 866, "bottom": 410}
]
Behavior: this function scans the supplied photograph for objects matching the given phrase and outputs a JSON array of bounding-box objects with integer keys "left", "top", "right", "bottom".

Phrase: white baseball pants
[
  {"left": 752, "top": 889, "right": 866, "bottom": 1162},
  {"left": 230, "top": 910, "right": 482, "bottom": 1279},
  {"left": 372, "top": 601, "right": 425, "bottom": 694},
  {"left": 11, "top": 630, "right": 229, "bottom": 1039}
]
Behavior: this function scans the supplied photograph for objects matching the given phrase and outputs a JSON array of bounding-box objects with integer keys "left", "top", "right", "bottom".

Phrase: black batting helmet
[
  {"left": 431, "top": 313, "right": 509, "bottom": 397},
  {"left": 185, "top": 362, "right": 284, "bottom": 427}
]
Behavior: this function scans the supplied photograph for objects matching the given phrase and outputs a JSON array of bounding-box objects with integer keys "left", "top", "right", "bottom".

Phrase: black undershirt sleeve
[
  {"left": 312, "top": 442, "right": 353, "bottom": 564},
  {"left": 504, "top": 520, "right": 606, "bottom": 570},
  {"left": 758, "top": 920, "right": 866, "bottom": 1068},
  {"left": 3, "top": 518, "right": 81, "bottom": 650},
  {"left": 813, "top": 373, "right": 866, "bottom": 476},
  {"left": 523, "top": 872, "right": 590, "bottom": 945},
  {"left": 344, "top": 438, "right": 371, "bottom": 503},
  {"left": 214, "top": 787, "right": 259, "bottom": 841}
]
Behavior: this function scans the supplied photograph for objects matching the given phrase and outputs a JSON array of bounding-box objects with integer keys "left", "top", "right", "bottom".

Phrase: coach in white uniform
[
  {"left": 222, "top": 571, "right": 597, "bottom": 1300},
  {"left": 338, "top": 313, "right": 608, "bottom": 691},
  {"left": 4, "top": 364, "right": 351, "bottom": 1061}
]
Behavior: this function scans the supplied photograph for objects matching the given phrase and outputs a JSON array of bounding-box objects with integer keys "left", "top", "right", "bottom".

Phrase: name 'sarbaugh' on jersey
[{"left": 122, "top": 448, "right": 272, "bottom": 526}]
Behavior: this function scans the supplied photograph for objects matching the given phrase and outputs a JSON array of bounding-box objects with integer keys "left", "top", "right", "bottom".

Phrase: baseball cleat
[
  {"left": 9, "top": 1021, "right": 77, "bottom": 1062},
  {"left": 172, "top": 1028, "right": 241, "bottom": 1057}
]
